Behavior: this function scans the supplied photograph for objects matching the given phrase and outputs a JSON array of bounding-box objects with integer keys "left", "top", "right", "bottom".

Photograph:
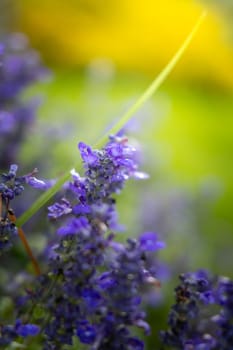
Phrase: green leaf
[{"left": 16, "top": 11, "right": 206, "bottom": 228}]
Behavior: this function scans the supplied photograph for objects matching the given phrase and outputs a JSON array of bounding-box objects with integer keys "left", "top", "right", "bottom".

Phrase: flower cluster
[
  {"left": 0, "top": 164, "right": 49, "bottom": 254},
  {"left": 160, "top": 270, "right": 233, "bottom": 349},
  {"left": 0, "top": 33, "right": 48, "bottom": 169},
  {"left": 8, "top": 136, "right": 164, "bottom": 350},
  {"left": 0, "top": 319, "right": 40, "bottom": 347}
]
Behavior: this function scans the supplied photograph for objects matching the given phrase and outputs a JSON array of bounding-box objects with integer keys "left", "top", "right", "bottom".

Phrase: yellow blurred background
[{"left": 12, "top": 0, "right": 233, "bottom": 88}]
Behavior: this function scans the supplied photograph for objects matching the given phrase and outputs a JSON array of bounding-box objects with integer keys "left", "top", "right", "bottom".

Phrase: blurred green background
[{"left": 1, "top": 0, "right": 233, "bottom": 347}]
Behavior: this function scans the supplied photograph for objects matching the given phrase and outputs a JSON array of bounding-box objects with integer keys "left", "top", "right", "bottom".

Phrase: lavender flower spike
[{"left": 16, "top": 135, "right": 165, "bottom": 350}]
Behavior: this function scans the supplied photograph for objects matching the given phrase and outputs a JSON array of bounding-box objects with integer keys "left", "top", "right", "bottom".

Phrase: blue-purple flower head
[
  {"left": 56, "top": 216, "right": 90, "bottom": 236},
  {"left": 0, "top": 164, "right": 24, "bottom": 200},
  {"left": 161, "top": 270, "right": 233, "bottom": 349},
  {"left": 15, "top": 319, "right": 40, "bottom": 337},
  {"left": 0, "top": 165, "right": 51, "bottom": 202},
  {"left": 0, "top": 33, "right": 48, "bottom": 103},
  {"left": 48, "top": 135, "right": 148, "bottom": 226},
  {"left": 76, "top": 321, "right": 97, "bottom": 344},
  {"left": 31, "top": 134, "right": 165, "bottom": 350},
  {"left": 78, "top": 135, "right": 148, "bottom": 196},
  {"left": 0, "top": 33, "right": 50, "bottom": 168},
  {"left": 48, "top": 198, "right": 73, "bottom": 219},
  {"left": 25, "top": 175, "right": 53, "bottom": 190},
  {"left": 0, "top": 319, "right": 40, "bottom": 345},
  {"left": 139, "top": 232, "right": 166, "bottom": 252},
  {"left": 78, "top": 142, "right": 100, "bottom": 167},
  {"left": 0, "top": 165, "right": 51, "bottom": 254}
]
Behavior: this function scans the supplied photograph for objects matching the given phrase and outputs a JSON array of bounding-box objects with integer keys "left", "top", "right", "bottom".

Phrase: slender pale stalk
[{"left": 8, "top": 210, "right": 41, "bottom": 276}]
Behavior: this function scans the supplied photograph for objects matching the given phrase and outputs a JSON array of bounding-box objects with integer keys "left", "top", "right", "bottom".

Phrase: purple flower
[
  {"left": 76, "top": 321, "right": 97, "bottom": 344},
  {"left": 48, "top": 198, "right": 72, "bottom": 219},
  {"left": 22, "top": 135, "right": 161, "bottom": 349},
  {"left": 0, "top": 165, "right": 25, "bottom": 200},
  {"left": 0, "top": 165, "right": 49, "bottom": 201},
  {"left": 98, "top": 272, "right": 116, "bottom": 290},
  {"left": 0, "top": 33, "right": 49, "bottom": 169},
  {"left": 139, "top": 232, "right": 165, "bottom": 251},
  {"left": 15, "top": 320, "right": 40, "bottom": 337},
  {"left": 0, "top": 165, "right": 52, "bottom": 254},
  {"left": 0, "top": 111, "right": 15, "bottom": 133},
  {"left": 0, "top": 319, "right": 40, "bottom": 345},
  {"left": 81, "top": 288, "right": 103, "bottom": 308},
  {"left": 72, "top": 203, "right": 91, "bottom": 215},
  {"left": 25, "top": 176, "right": 48, "bottom": 190},
  {"left": 160, "top": 270, "right": 233, "bottom": 349},
  {"left": 78, "top": 142, "right": 99, "bottom": 166},
  {"left": 127, "top": 337, "right": 144, "bottom": 350},
  {"left": 56, "top": 216, "right": 90, "bottom": 236}
]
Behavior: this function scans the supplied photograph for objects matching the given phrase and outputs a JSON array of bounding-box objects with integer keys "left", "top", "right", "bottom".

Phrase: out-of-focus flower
[
  {"left": 0, "top": 33, "right": 49, "bottom": 169},
  {"left": 0, "top": 165, "right": 50, "bottom": 254},
  {"left": 160, "top": 270, "right": 233, "bottom": 349}
]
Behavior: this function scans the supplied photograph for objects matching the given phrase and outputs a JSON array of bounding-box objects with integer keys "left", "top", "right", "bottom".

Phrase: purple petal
[
  {"left": 78, "top": 142, "right": 99, "bottom": 166},
  {"left": 26, "top": 176, "right": 48, "bottom": 190},
  {"left": 139, "top": 232, "right": 165, "bottom": 252}
]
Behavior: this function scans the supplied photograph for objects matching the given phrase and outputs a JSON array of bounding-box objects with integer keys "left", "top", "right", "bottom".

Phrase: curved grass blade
[
  {"left": 16, "top": 11, "right": 206, "bottom": 228},
  {"left": 95, "top": 11, "right": 206, "bottom": 149}
]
